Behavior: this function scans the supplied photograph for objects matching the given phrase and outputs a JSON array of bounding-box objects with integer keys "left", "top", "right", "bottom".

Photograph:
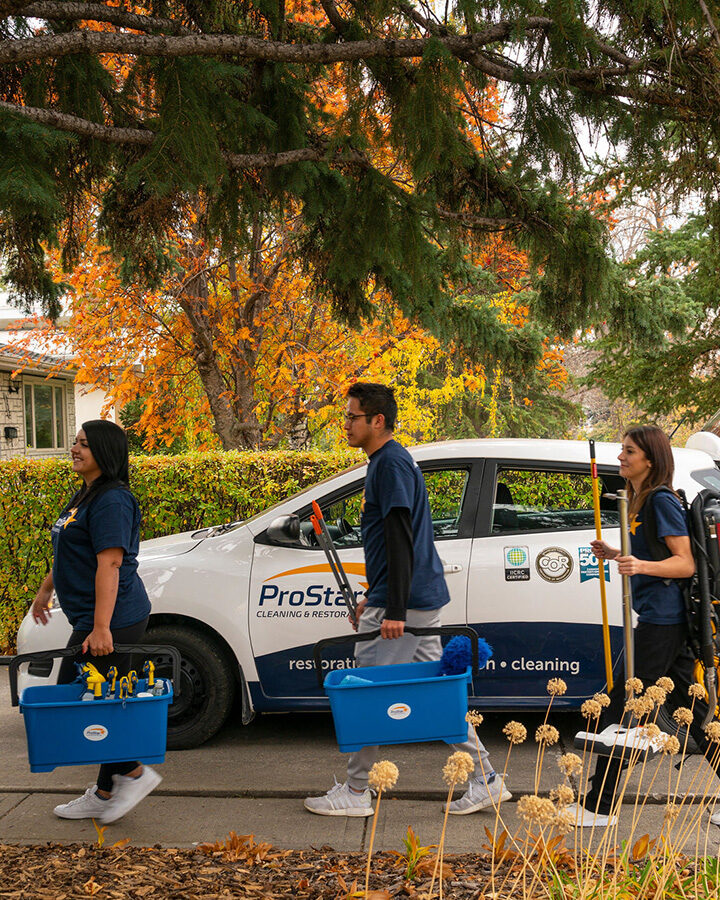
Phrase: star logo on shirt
[
  {"left": 629, "top": 516, "right": 641, "bottom": 536},
  {"left": 62, "top": 508, "right": 78, "bottom": 529}
]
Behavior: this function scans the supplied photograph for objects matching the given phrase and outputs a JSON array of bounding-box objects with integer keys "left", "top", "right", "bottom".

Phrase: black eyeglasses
[{"left": 343, "top": 412, "right": 372, "bottom": 423}]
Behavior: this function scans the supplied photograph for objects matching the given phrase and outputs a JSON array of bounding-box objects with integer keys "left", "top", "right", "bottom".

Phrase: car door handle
[{"left": 442, "top": 564, "right": 463, "bottom": 574}]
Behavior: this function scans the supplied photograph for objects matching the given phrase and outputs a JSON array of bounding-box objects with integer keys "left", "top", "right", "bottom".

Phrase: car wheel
[{"left": 144, "top": 624, "right": 236, "bottom": 750}]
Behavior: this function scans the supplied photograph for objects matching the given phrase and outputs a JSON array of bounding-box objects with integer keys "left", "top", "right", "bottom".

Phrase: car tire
[{"left": 144, "top": 624, "right": 236, "bottom": 750}]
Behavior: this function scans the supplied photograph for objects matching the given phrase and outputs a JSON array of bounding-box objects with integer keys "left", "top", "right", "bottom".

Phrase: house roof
[{"left": 0, "top": 341, "right": 76, "bottom": 376}]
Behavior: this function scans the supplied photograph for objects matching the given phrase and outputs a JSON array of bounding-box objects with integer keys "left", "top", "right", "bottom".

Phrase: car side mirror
[{"left": 267, "top": 514, "right": 305, "bottom": 545}]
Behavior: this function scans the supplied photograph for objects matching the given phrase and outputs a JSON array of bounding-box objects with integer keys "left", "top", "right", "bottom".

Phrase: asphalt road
[{"left": 2, "top": 668, "right": 720, "bottom": 853}]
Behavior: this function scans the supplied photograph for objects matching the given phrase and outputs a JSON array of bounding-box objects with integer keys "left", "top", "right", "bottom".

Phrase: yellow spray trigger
[
  {"left": 82, "top": 663, "right": 106, "bottom": 699},
  {"left": 143, "top": 660, "right": 155, "bottom": 687},
  {"left": 81, "top": 662, "right": 103, "bottom": 680},
  {"left": 106, "top": 666, "right": 118, "bottom": 693},
  {"left": 118, "top": 676, "right": 129, "bottom": 699},
  {"left": 127, "top": 670, "right": 138, "bottom": 695}
]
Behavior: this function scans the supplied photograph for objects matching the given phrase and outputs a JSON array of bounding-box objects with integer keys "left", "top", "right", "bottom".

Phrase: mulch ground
[{"left": 0, "top": 837, "right": 500, "bottom": 899}]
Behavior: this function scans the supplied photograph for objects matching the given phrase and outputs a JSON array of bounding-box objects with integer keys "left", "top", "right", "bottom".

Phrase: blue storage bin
[
  {"left": 324, "top": 660, "right": 471, "bottom": 752},
  {"left": 19, "top": 678, "right": 173, "bottom": 773}
]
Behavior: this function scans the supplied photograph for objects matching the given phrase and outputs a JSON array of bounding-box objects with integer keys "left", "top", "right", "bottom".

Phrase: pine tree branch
[
  {"left": 319, "top": 0, "right": 348, "bottom": 34},
  {"left": 0, "top": 0, "right": 34, "bottom": 17},
  {"left": 699, "top": 0, "right": 720, "bottom": 50},
  {"left": 0, "top": 18, "right": 556, "bottom": 68},
  {"left": 437, "top": 208, "right": 518, "bottom": 229},
  {"left": 0, "top": 98, "right": 376, "bottom": 165},
  {"left": 20, "top": 2, "right": 194, "bottom": 35},
  {"left": 0, "top": 20, "right": 678, "bottom": 108},
  {"left": 0, "top": 99, "right": 154, "bottom": 143}
]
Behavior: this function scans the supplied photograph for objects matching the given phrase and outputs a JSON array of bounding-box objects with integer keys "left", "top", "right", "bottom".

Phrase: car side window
[
  {"left": 424, "top": 469, "right": 470, "bottom": 538},
  {"left": 295, "top": 489, "right": 364, "bottom": 549},
  {"left": 492, "top": 469, "right": 623, "bottom": 534},
  {"left": 298, "top": 467, "right": 470, "bottom": 548}
]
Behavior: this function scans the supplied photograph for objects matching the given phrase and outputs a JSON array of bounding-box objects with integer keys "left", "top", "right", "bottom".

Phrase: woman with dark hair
[
  {"left": 30, "top": 420, "right": 159, "bottom": 824},
  {"left": 569, "top": 425, "right": 696, "bottom": 826}
]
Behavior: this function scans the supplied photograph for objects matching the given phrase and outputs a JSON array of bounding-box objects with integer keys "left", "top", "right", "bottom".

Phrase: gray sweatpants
[{"left": 346, "top": 606, "right": 492, "bottom": 791}]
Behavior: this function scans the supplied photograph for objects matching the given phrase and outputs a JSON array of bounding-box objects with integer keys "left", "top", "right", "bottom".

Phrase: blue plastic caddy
[
  {"left": 313, "top": 625, "right": 479, "bottom": 753},
  {"left": 5, "top": 643, "right": 181, "bottom": 773}
]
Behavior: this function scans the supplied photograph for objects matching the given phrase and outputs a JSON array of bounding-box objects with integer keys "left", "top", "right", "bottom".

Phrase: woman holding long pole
[{"left": 571, "top": 425, "right": 695, "bottom": 826}]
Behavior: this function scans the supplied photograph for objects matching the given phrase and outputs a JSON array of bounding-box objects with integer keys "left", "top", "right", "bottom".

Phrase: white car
[{"left": 16, "top": 437, "right": 720, "bottom": 749}]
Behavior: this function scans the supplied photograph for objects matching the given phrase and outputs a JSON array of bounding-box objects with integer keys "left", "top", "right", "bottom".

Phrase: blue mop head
[{"left": 440, "top": 635, "right": 493, "bottom": 675}]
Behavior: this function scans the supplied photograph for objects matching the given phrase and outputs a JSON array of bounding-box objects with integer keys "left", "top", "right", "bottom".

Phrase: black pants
[
  {"left": 585, "top": 620, "right": 720, "bottom": 815},
  {"left": 58, "top": 618, "right": 149, "bottom": 793}
]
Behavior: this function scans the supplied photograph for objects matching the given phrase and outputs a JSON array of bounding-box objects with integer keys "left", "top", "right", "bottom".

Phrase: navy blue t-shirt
[
  {"left": 629, "top": 490, "right": 688, "bottom": 625},
  {"left": 362, "top": 440, "right": 450, "bottom": 611},
  {"left": 51, "top": 487, "right": 150, "bottom": 631}
]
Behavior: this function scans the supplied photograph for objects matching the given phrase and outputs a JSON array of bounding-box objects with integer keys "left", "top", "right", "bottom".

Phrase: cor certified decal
[
  {"left": 504, "top": 546, "right": 530, "bottom": 582},
  {"left": 387, "top": 703, "right": 411, "bottom": 720},
  {"left": 535, "top": 547, "right": 574, "bottom": 583},
  {"left": 578, "top": 546, "right": 611, "bottom": 583},
  {"left": 83, "top": 724, "right": 109, "bottom": 742}
]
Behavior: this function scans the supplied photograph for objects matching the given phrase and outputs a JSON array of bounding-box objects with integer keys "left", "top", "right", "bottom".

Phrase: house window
[{"left": 24, "top": 379, "right": 67, "bottom": 449}]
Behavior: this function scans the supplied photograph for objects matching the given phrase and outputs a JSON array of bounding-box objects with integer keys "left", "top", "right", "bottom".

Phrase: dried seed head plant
[
  {"left": 432, "top": 752, "right": 476, "bottom": 897},
  {"left": 593, "top": 692, "right": 611, "bottom": 708},
  {"left": 547, "top": 678, "right": 568, "bottom": 696},
  {"left": 368, "top": 761, "right": 399, "bottom": 792},
  {"left": 625, "top": 696, "right": 650, "bottom": 718},
  {"left": 550, "top": 784, "right": 575, "bottom": 806},
  {"left": 517, "top": 795, "right": 556, "bottom": 826},
  {"left": 554, "top": 808, "right": 575, "bottom": 834},
  {"left": 466, "top": 711, "right": 484, "bottom": 726},
  {"left": 659, "top": 734, "right": 681, "bottom": 756},
  {"left": 581, "top": 699, "right": 602, "bottom": 720},
  {"left": 644, "top": 685, "right": 667, "bottom": 707},
  {"left": 365, "top": 761, "right": 399, "bottom": 895},
  {"left": 535, "top": 725, "right": 560, "bottom": 746},
  {"left": 558, "top": 753, "right": 583, "bottom": 777},
  {"left": 672, "top": 707, "right": 693, "bottom": 728},
  {"left": 641, "top": 723, "right": 662, "bottom": 739},
  {"left": 664, "top": 802, "right": 680, "bottom": 823},
  {"left": 442, "top": 751, "right": 474, "bottom": 786},
  {"left": 503, "top": 721, "right": 527, "bottom": 744},
  {"left": 626, "top": 677, "right": 644, "bottom": 694},
  {"left": 656, "top": 676, "right": 674, "bottom": 692},
  {"left": 705, "top": 721, "right": 720, "bottom": 742},
  {"left": 688, "top": 682, "right": 706, "bottom": 700}
]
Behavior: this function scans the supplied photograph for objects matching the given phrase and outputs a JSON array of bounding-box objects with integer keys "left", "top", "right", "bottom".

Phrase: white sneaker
[
  {"left": 446, "top": 775, "right": 512, "bottom": 815},
  {"left": 54, "top": 786, "right": 110, "bottom": 820},
  {"left": 100, "top": 766, "right": 162, "bottom": 824},
  {"left": 710, "top": 807, "right": 720, "bottom": 826},
  {"left": 566, "top": 802, "right": 618, "bottom": 828},
  {"left": 304, "top": 779, "right": 374, "bottom": 817}
]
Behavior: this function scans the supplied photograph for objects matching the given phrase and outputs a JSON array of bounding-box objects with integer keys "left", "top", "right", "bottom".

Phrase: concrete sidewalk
[{"left": 2, "top": 669, "right": 720, "bottom": 852}]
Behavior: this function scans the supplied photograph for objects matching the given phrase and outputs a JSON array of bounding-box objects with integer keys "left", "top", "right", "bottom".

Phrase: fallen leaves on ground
[{"left": 0, "top": 841, "right": 497, "bottom": 898}]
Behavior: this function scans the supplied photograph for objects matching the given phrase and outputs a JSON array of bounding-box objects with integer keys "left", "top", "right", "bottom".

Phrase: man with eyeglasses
[{"left": 304, "top": 382, "right": 510, "bottom": 817}]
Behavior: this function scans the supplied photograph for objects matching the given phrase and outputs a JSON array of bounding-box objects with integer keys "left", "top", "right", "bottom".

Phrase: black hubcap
[{"left": 155, "top": 652, "right": 208, "bottom": 727}]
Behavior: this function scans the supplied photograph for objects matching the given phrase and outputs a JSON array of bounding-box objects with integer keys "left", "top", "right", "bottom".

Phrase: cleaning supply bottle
[{"left": 106, "top": 666, "right": 118, "bottom": 699}]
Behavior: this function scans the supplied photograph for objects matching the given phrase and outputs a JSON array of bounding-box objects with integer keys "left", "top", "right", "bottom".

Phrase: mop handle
[
  {"left": 7, "top": 643, "right": 182, "bottom": 707},
  {"left": 617, "top": 489, "right": 635, "bottom": 695},
  {"left": 589, "top": 440, "right": 614, "bottom": 692},
  {"left": 311, "top": 500, "right": 358, "bottom": 623},
  {"left": 312, "top": 625, "right": 481, "bottom": 687}
]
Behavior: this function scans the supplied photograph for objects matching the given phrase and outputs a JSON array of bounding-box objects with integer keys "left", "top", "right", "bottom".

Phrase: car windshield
[{"left": 242, "top": 459, "right": 367, "bottom": 526}]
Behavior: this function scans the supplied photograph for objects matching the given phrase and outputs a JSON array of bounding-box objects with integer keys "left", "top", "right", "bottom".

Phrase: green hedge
[{"left": 0, "top": 450, "right": 358, "bottom": 652}]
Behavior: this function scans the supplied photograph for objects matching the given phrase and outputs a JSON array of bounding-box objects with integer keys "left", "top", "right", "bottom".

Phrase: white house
[{"left": 0, "top": 298, "right": 115, "bottom": 461}]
